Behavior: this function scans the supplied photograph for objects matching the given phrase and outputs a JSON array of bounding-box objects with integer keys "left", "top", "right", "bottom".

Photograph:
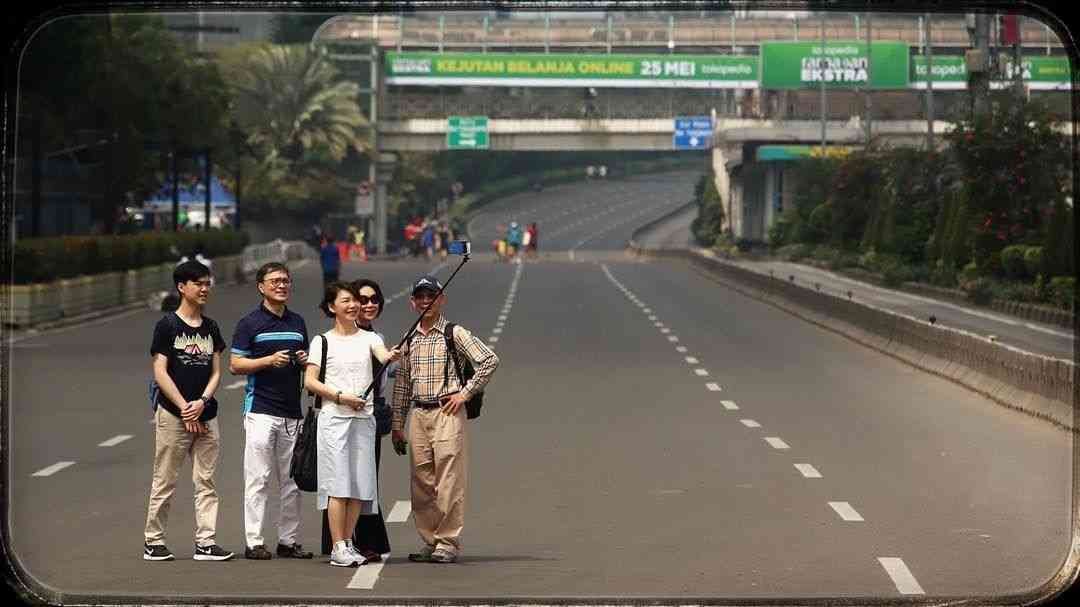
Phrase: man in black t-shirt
[{"left": 143, "top": 261, "right": 234, "bottom": 562}]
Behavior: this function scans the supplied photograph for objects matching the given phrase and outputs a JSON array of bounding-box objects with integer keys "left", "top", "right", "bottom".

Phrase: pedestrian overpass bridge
[{"left": 313, "top": 11, "right": 1071, "bottom": 249}]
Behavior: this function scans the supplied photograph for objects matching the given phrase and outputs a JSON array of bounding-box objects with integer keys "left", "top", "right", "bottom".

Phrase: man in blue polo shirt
[{"left": 230, "top": 262, "right": 314, "bottom": 561}]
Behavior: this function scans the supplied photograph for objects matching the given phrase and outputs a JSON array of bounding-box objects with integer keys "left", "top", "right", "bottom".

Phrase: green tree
[
  {"left": 19, "top": 14, "right": 231, "bottom": 233},
  {"left": 232, "top": 44, "right": 370, "bottom": 170}
]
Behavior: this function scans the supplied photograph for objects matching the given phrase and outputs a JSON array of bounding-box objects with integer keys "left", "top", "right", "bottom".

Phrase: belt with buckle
[{"left": 411, "top": 399, "right": 441, "bottom": 410}]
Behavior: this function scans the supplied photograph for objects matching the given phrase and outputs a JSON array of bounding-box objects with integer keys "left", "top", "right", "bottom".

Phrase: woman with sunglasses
[
  {"left": 320, "top": 279, "right": 394, "bottom": 562},
  {"left": 305, "top": 282, "right": 400, "bottom": 567}
]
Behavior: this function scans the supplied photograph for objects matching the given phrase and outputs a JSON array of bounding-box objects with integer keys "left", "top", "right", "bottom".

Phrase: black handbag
[
  {"left": 370, "top": 355, "right": 392, "bottom": 436},
  {"left": 290, "top": 335, "right": 326, "bottom": 493}
]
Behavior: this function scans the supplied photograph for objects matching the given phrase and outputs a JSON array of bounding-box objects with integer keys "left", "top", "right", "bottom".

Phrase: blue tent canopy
[{"left": 143, "top": 174, "right": 236, "bottom": 211}]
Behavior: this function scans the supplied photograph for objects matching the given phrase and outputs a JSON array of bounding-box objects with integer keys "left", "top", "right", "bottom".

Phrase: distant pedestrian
[
  {"left": 506, "top": 222, "right": 523, "bottom": 259},
  {"left": 143, "top": 261, "right": 233, "bottom": 562},
  {"left": 526, "top": 223, "right": 538, "bottom": 258},
  {"left": 230, "top": 262, "right": 314, "bottom": 561},
  {"left": 320, "top": 236, "right": 341, "bottom": 289}
]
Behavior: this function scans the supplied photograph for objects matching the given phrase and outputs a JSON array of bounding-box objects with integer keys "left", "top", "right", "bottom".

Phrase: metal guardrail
[{"left": 241, "top": 239, "right": 319, "bottom": 274}]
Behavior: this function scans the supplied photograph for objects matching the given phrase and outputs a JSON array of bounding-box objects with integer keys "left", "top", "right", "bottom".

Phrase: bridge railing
[
  {"left": 320, "top": 13, "right": 1064, "bottom": 52},
  {"left": 382, "top": 86, "right": 1071, "bottom": 122}
]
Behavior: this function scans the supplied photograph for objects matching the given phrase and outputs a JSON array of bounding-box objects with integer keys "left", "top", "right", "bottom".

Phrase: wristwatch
[{"left": 335, "top": 391, "right": 342, "bottom": 404}]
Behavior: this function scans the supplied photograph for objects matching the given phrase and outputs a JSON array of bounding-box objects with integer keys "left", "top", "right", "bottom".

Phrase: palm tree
[{"left": 232, "top": 44, "right": 370, "bottom": 171}]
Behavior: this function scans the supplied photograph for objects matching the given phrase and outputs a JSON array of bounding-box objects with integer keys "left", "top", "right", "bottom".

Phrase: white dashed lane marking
[
  {"left": 694, "top": 368, "right": 709, "bottom": 376},
  {"left": 347, "top": 562, "right": 386, "bottom": 589},
  {"left": 676, "top": 346, "right": 688, "bottom": 353},
  {"left": 706, "top": 383, "right": 722, "bottom": 391},
  {"left": 98, "top": 435, "right": 133, "bottom": 447},
  {"left": 386, "top": 500, "right": 411, "bottom": 523},
  {"left": 829, "top": 501, "right": 865, "bottom": 522},
  {"left": 878, "top": 558, "right": 925, "bottom": 595},
  {"left": 795, "top": 463, "right": 822, "bottom": 478},
  {"left": 740, "top": 419, "right": 761, "bottom": 428},
  {"left": 764, "top": 437, "right": 790, "bottom": 449},
  {"left": 685, "top": 357, "right": 699, "bottom": 364},
  {"left": 722, "top": 400, "right": 739, "bottom": 410},
  {"left": 32, "top": 462, "right": 76, "bottom": 477}
]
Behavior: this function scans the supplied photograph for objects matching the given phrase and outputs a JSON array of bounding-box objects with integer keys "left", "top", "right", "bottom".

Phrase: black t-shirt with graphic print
[{"left": 150, "top": 313, "right": 226, "bottom": 421}]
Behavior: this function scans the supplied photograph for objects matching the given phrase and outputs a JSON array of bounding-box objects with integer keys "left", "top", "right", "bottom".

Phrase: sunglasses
[{"left": 356, "top": 295, "right": 382, "bottom": 305}]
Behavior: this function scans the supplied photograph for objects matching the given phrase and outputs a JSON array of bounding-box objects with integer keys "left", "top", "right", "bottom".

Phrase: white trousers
[{"left": 244, "top": 412, "right": 303, "bottom": 549}]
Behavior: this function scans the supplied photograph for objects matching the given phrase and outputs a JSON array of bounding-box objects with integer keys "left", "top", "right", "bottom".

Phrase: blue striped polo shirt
[{"left": 231, "top": 304, "right": 309, "bottom": 419}]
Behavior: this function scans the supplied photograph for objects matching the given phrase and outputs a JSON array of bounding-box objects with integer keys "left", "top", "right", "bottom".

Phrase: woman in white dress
[{"left": 304, "top": 282, "right": 400, "bottom": 567}]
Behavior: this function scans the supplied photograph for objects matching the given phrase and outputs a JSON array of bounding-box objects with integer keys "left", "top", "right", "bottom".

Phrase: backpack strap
[
  {"left": 312, "top": 335, "right": 328, "bottom": 409},
  {"left": 444, "top": 323, "right": 465, "bottom": 386}
]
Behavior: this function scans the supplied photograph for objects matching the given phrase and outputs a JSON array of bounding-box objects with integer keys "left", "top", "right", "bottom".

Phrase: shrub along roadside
[{"left": 12, "top": 229, "right": 249, "bottom": 285}]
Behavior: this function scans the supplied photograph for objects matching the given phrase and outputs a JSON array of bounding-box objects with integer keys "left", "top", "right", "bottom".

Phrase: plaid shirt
[{"left": 391, "top": 316, "right": 499, "bottom": 431}]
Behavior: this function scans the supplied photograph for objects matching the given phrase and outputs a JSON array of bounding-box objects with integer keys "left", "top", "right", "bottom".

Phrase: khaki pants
[
  {"left": 408, "top": 406, "right": 468, "bottom": 555},
  {"left": 144, "top": 408, "right": 221, "bottom": 547}
]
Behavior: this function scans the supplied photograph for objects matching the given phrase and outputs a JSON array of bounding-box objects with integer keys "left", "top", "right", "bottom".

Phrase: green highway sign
[
  {"left": 760, "top": 41, "right": 909, "bottom": 89},
  {"left": 447, "top": 116, "right": 489, "bottom": 150}
]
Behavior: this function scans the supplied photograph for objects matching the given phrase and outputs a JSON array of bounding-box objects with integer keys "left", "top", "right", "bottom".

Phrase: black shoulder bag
[
  {"left": 445, "top": 323, "right": 484, "bottom": 420},
  {"left": 290, "top": 335, "right": 326, "bottom": 493},
  {"left": 370, "top": 355, "right": 392, "bottom": 436}
]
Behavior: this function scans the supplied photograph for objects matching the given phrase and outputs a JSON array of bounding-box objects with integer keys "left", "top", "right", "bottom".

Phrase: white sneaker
[
  {"left": 346, "top": 545, "right": 370, "bottom": 565},
  {"left": 330, "top": 546, "right": 359, "bottom": 567}
]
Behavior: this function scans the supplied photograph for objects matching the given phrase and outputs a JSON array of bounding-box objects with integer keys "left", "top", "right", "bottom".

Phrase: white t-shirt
[{"left": 308, "top": 329, "right": 385, "bottom": 418}]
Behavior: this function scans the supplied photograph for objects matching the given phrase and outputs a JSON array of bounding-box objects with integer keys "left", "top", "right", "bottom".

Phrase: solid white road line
[
  {"left": 32, "top": 462, "right": 75, "bottom": 477},
  {"left": 98, "top": 435, "right": 133, "bottom": 447},
  {"left": 685, "top": 357, "right": 699, "bottom": 364},
  {"left": 347, "top": 561, "right": 386, "bottom": 589},
  {"left": 722, "top": 400, "right": 739, "bottom": 410},
  {"left": 795, "top": 463, "right": 822, "bottom": 478},
  {"left": 740, "top": 419, "right": 761, "bottom": 428},
  {"left": 226, "top": 380, "right": 247, "bottom": 390},
  {"left": 764, "top": 437, "right": 790, "bottom": 449},
  {"left": 878, "top": 557, "right": 925, "bottom": 595},
  {"left": 694, "top": 368, "right": 709, "bottom": 376},
  {"left": 829, "top": 501, "right": 865, "bottom": 522},
  {"left": 386, "top": 500, "right": 412, "bottom": 523},
  {"left": 706, "top": 383, "right": 722, "bottom": 391}
]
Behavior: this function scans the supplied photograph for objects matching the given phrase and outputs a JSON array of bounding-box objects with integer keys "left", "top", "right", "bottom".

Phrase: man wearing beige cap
[{"left": 391, "top": 275, "right": 499, "bottom": 564}]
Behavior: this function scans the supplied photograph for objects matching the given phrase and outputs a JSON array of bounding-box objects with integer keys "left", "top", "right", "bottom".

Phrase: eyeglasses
[
  {"left": 263, "top": 278, "right": 292, "bottom": 287},
  {"left": 357, "top": 295, "right": 381, "bottom": 305}
]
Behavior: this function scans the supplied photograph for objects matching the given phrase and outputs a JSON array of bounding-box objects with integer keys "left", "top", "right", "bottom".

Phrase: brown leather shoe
[
  {"left": 276, "top": 543, "right": 314, "bottom": 559},
  {"left": 244, "top": 545, "right": 273, "bottom": 560}
]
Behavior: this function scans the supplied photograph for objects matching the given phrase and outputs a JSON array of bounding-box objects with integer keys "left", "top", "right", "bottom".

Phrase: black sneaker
[
  {"left": 143, "top": 543, "right": 174, "bottom": 561},
  {"left": 193, "top": 544, "right": 234, "bottom": 561},
  {"left": 276, "top": 543, "right": 313, "bottom": 559},
  {"left": 244, "top": 545, "right": 273, "bottom": 560}
]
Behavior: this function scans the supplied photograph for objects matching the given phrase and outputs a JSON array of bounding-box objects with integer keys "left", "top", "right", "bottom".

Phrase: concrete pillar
[
  {"left": 712, "top": 142, "right": 742, "bottom": 236},
  {"left": 374, "top": 152, "right": 397, "bottom": 255}
]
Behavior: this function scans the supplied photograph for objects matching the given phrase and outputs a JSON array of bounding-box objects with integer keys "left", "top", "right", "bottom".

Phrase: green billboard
[
  {"left": 760, "top": 41, "right": 909, "bottom": 89},
  {"left": 910, "top": 55, "right": 1073, "bottom": 90},
  {"left": 386, "top": 51, "right": 759, "bottom": 88}
]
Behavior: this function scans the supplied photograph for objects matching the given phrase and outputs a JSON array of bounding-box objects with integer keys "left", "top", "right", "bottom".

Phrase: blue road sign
[{"left": 673, "top": 116, "right": 714, "bottom": 150}]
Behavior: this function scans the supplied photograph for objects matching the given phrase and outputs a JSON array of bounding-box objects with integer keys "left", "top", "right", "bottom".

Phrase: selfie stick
[{"left": 362, "top": 249, "right": 471, "bottom": 401}]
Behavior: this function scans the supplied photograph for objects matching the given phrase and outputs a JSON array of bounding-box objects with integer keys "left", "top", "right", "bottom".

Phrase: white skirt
[{"left": 316, "top": 411, "right": 378, "bottom": 512}]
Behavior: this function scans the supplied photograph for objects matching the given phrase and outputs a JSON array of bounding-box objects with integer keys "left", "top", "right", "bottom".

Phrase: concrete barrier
[{"left": 632, "top": 247, "right": 1076, "bottom": 431}]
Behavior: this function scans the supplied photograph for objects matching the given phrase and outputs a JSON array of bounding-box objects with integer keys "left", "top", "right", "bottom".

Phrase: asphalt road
[{"left": 5, "top": 172, "right": 1073, "bottom": 602}]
